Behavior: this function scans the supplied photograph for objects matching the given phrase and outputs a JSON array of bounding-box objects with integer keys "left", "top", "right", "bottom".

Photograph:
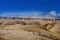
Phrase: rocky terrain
[{"left": 0, "top": 17, "right": 60, "bottom": 40}]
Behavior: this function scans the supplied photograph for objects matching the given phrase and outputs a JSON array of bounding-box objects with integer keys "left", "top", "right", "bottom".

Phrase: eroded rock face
[
  {"left": 0, "top": 18, "right": 60, "bottom": 40},
  {"left": 49, "top": 24, "right": 60, "bottom": 34}
]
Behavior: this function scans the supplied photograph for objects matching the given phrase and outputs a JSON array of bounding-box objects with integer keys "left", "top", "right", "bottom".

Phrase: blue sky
[{"left": 0, "top": 0, "right": 60, "bottom": 18}]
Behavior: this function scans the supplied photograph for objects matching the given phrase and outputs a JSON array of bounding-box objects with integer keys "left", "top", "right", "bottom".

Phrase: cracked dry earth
[{"left": 0, "top": 19, "right": 60, "bottom": 40}]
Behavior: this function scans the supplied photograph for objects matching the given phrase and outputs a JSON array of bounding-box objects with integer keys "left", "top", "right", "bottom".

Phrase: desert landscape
[{"left": 0, "top": 17, "right": 60, "bottom": 40}]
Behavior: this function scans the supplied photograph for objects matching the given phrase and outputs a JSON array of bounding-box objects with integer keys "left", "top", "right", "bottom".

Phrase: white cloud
[
  {"left": 28, "top": 12, "right": 43, "bottom": 18},
  {"left": 58, "top": 13, "right": 60, "bottom": 16},
  {"left": 0, "top": 11, "right": 60, "bottom": 19},
  {"left": 49, "top": 11, "right": 57, "bottom": 16},
  {"left": 33, "top": 12, "right": 43, "bottom": 16},
  {"left": 33, "top": 13, "right": 39, "bottom": 16},
  {"left": 43, "top": 14, "right": 55, "bottom": 19}
]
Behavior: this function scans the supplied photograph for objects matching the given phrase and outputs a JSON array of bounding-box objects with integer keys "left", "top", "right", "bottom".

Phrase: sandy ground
[{"left": 0, "top": 19, "right": 60, "bottom": 40}]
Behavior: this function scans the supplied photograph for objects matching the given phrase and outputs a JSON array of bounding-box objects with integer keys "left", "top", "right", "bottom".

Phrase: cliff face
[{"left": 0, "top": 18, "right": 60, "bottom": 40}]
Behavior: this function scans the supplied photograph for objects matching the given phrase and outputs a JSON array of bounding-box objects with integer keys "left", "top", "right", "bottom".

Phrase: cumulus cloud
[
  {"left": 48, "top": 11, "right": 57, "bottom": 16},
  {"left": 44, "top": 11, "right": 60, "bottom": 19},
  {"left": 43, "top": 11, "right": 58, "bottom": 19},
  {"left": 26, "top": 12, "right": 43, "bottom": 18},
  {"left": 58, "top": 13, "right": 60, "bottom": 16},
  {"left": 0, "top": 11, "right": 60, "bottom": 19},
  {"left": 43, "top": 14, "right": 55, "bottom": 19}
]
